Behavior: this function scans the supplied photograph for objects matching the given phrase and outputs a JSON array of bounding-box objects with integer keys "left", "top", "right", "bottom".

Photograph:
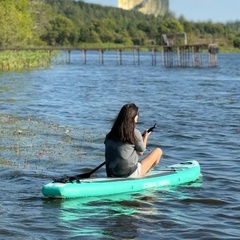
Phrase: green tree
[
  {"left": 91, "top": 19, "right": 116, "bottom": 43},
  {"left": 204, "top": 22, "right": 225, "bottom": 36},
  {"left": 30, "top": 0, "right": 53, "bottom": 45},
  {"left": 114, "top": 30, "right": 132, "bottom": 45},
  {"left": 0, "top": 0, "right": 33, "bottom": 47},
  {"left": 1, "top": 0, "right": 240, "bottom": 49},
  {"left": 233, "top": 37, "right": 240, "bottom": 48},
  {"left": 41, "top": 15, "right": 76, "bottom": 45},
  {"left": 158, "top": 19, "right": 184, "bottom": 34}
]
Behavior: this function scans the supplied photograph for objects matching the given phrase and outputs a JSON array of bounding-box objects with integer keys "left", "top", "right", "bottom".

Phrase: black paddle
[{"left": 53, "top": 161, "right": 106, "bottom": 183}]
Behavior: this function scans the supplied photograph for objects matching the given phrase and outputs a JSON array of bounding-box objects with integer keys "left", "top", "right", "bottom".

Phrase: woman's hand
[{"left": 142, "top": 130, "right": 151, "bottom": 139}]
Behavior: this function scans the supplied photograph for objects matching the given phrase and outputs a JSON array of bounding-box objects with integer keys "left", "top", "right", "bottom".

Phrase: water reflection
[
  {"left": 45, "top": 192, "right": 159, "bottom": 238},
  {"left": 47, "top": 183, "right": 202, "bottom": 239}
]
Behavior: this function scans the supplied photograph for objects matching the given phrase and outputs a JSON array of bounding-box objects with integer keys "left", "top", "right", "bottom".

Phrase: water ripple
[{"left": 0, "top": 52, "right": 240, "bottom": 239}]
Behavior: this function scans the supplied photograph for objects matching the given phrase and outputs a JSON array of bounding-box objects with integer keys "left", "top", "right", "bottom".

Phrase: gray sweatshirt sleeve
[{"left": 134, "top": 129, "right": 146, "bottom": 152}]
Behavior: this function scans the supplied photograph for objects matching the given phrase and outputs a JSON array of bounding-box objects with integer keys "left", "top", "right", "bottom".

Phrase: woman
[{"left": 104, "top": 103, "right": 162, "bottom": 178}]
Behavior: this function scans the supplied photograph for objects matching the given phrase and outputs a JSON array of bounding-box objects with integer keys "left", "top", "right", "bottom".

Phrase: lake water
[{"left": 0, "top": 51, "right": 240, "bottom": 239}]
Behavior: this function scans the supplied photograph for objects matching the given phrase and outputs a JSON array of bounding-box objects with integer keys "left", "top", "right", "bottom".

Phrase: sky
[{"left": 85, "top": 0, "right": 240, "bottom": 23}]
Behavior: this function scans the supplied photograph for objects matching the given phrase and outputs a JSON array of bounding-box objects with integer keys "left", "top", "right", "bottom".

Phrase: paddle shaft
[
  {"left": 76, "top": 161, "right": 106, "bottom": 178},
  {"left": 88, "top": 161, "right": 106, "bottom": 175}
]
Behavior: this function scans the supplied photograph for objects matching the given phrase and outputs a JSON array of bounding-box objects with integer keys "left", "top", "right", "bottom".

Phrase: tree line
[{"left": 0, "top": 0, "right": 240, "bottom": 50}]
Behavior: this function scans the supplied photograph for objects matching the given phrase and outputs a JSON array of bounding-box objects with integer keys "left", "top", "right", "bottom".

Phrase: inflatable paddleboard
[{"left": 42, "top": 160, "right": 201, "bottom": 199}]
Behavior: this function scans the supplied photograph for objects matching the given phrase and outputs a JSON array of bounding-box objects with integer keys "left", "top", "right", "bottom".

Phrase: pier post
[
  {"left": 133, "top": 49, "right": 137, "bottom": 65},
  {"left": 117, "top": 49, "right": 122, "bottom": 65},
  {"left": 99, "top": 49, "right": 104, "bottom": 65},
  {"left": 208, "top": 45, "right": 218, "bottom": 67},
  {"left": 193, "top": 46, "right": 202, "bottom": 67},
  {"left": 66, "top": 50, "right": 71, "bottom": 63},
  {"left": 82, "top": 49, "right": 87, "bottom": 64},
  {"left": 137, "top": 48, "right": 140, "bottom": 66},
  {"left": 152, "top": 48, "right": 157, "bottom": 66}
]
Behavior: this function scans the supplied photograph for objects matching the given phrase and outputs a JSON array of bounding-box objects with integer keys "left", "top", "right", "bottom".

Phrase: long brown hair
[{"left": 107, "top": 103, "right": 138, "bottom": 144}]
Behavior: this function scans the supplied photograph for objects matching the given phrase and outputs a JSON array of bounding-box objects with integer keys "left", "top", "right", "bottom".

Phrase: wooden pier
[
  {"left": 55, "top": 47, "right": 154, "bottom": 66},
  {"left": 161, "top": 33, "right": 218, "bottom": 67},
  {"left": 0, "top": 35, "right": 218, "bottom": 68}
]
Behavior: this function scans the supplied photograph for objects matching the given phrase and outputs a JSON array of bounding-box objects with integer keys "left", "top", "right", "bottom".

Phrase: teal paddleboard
[{"left": 42, "top": 160, "right": 201, "bottom": 199}]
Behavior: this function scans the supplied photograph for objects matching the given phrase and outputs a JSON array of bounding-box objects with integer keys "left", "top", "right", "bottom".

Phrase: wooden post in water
[
  {"left": 99, "top": 49, "right": 104, "bottom": 65},
  {"left": 208, "top": 45, "right": 218, "bottom": 67},
  {"left": 133, "top": 49, "right": 137, "bottom": 65},
  {"left": 176, "top": 47, "right": 180, "bottom": 66},
  {"left": 137, "top": 48, "right": 140, "bottom": 66},
  {"left": 152, "top": 48, "right": 157, "bottom": 66},
  {"left": 66, "top": 50, "right": 71, "bottom": 63},
  {"left": 180, "top": 46, "right": 187, "bottom": 67},
  {"left": 164, "top": 47, "right": 174, "bottom": 67},
  {"left": 82, "top": 49, "right": 86, "bottom": 64},
  {"left": 193, "top": 46, "right": 202, "bottom": 67},
  {"left": 117, "top": 49, "right": 122, "bottom": 65}
]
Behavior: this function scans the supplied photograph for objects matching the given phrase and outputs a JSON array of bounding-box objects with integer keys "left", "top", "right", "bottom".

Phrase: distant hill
[{"left": 118, "top": 0, "right": 169, "bottom": 16}]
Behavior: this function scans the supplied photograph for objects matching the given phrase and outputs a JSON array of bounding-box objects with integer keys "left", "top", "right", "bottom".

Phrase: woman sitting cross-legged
[{"left": 104, "top": 103, "right": 162, "bottom": 178}]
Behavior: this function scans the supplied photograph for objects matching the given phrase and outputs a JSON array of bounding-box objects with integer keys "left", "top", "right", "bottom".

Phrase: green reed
[{"left": 0, "top": 50, "right": 56, "bottom": 71}]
